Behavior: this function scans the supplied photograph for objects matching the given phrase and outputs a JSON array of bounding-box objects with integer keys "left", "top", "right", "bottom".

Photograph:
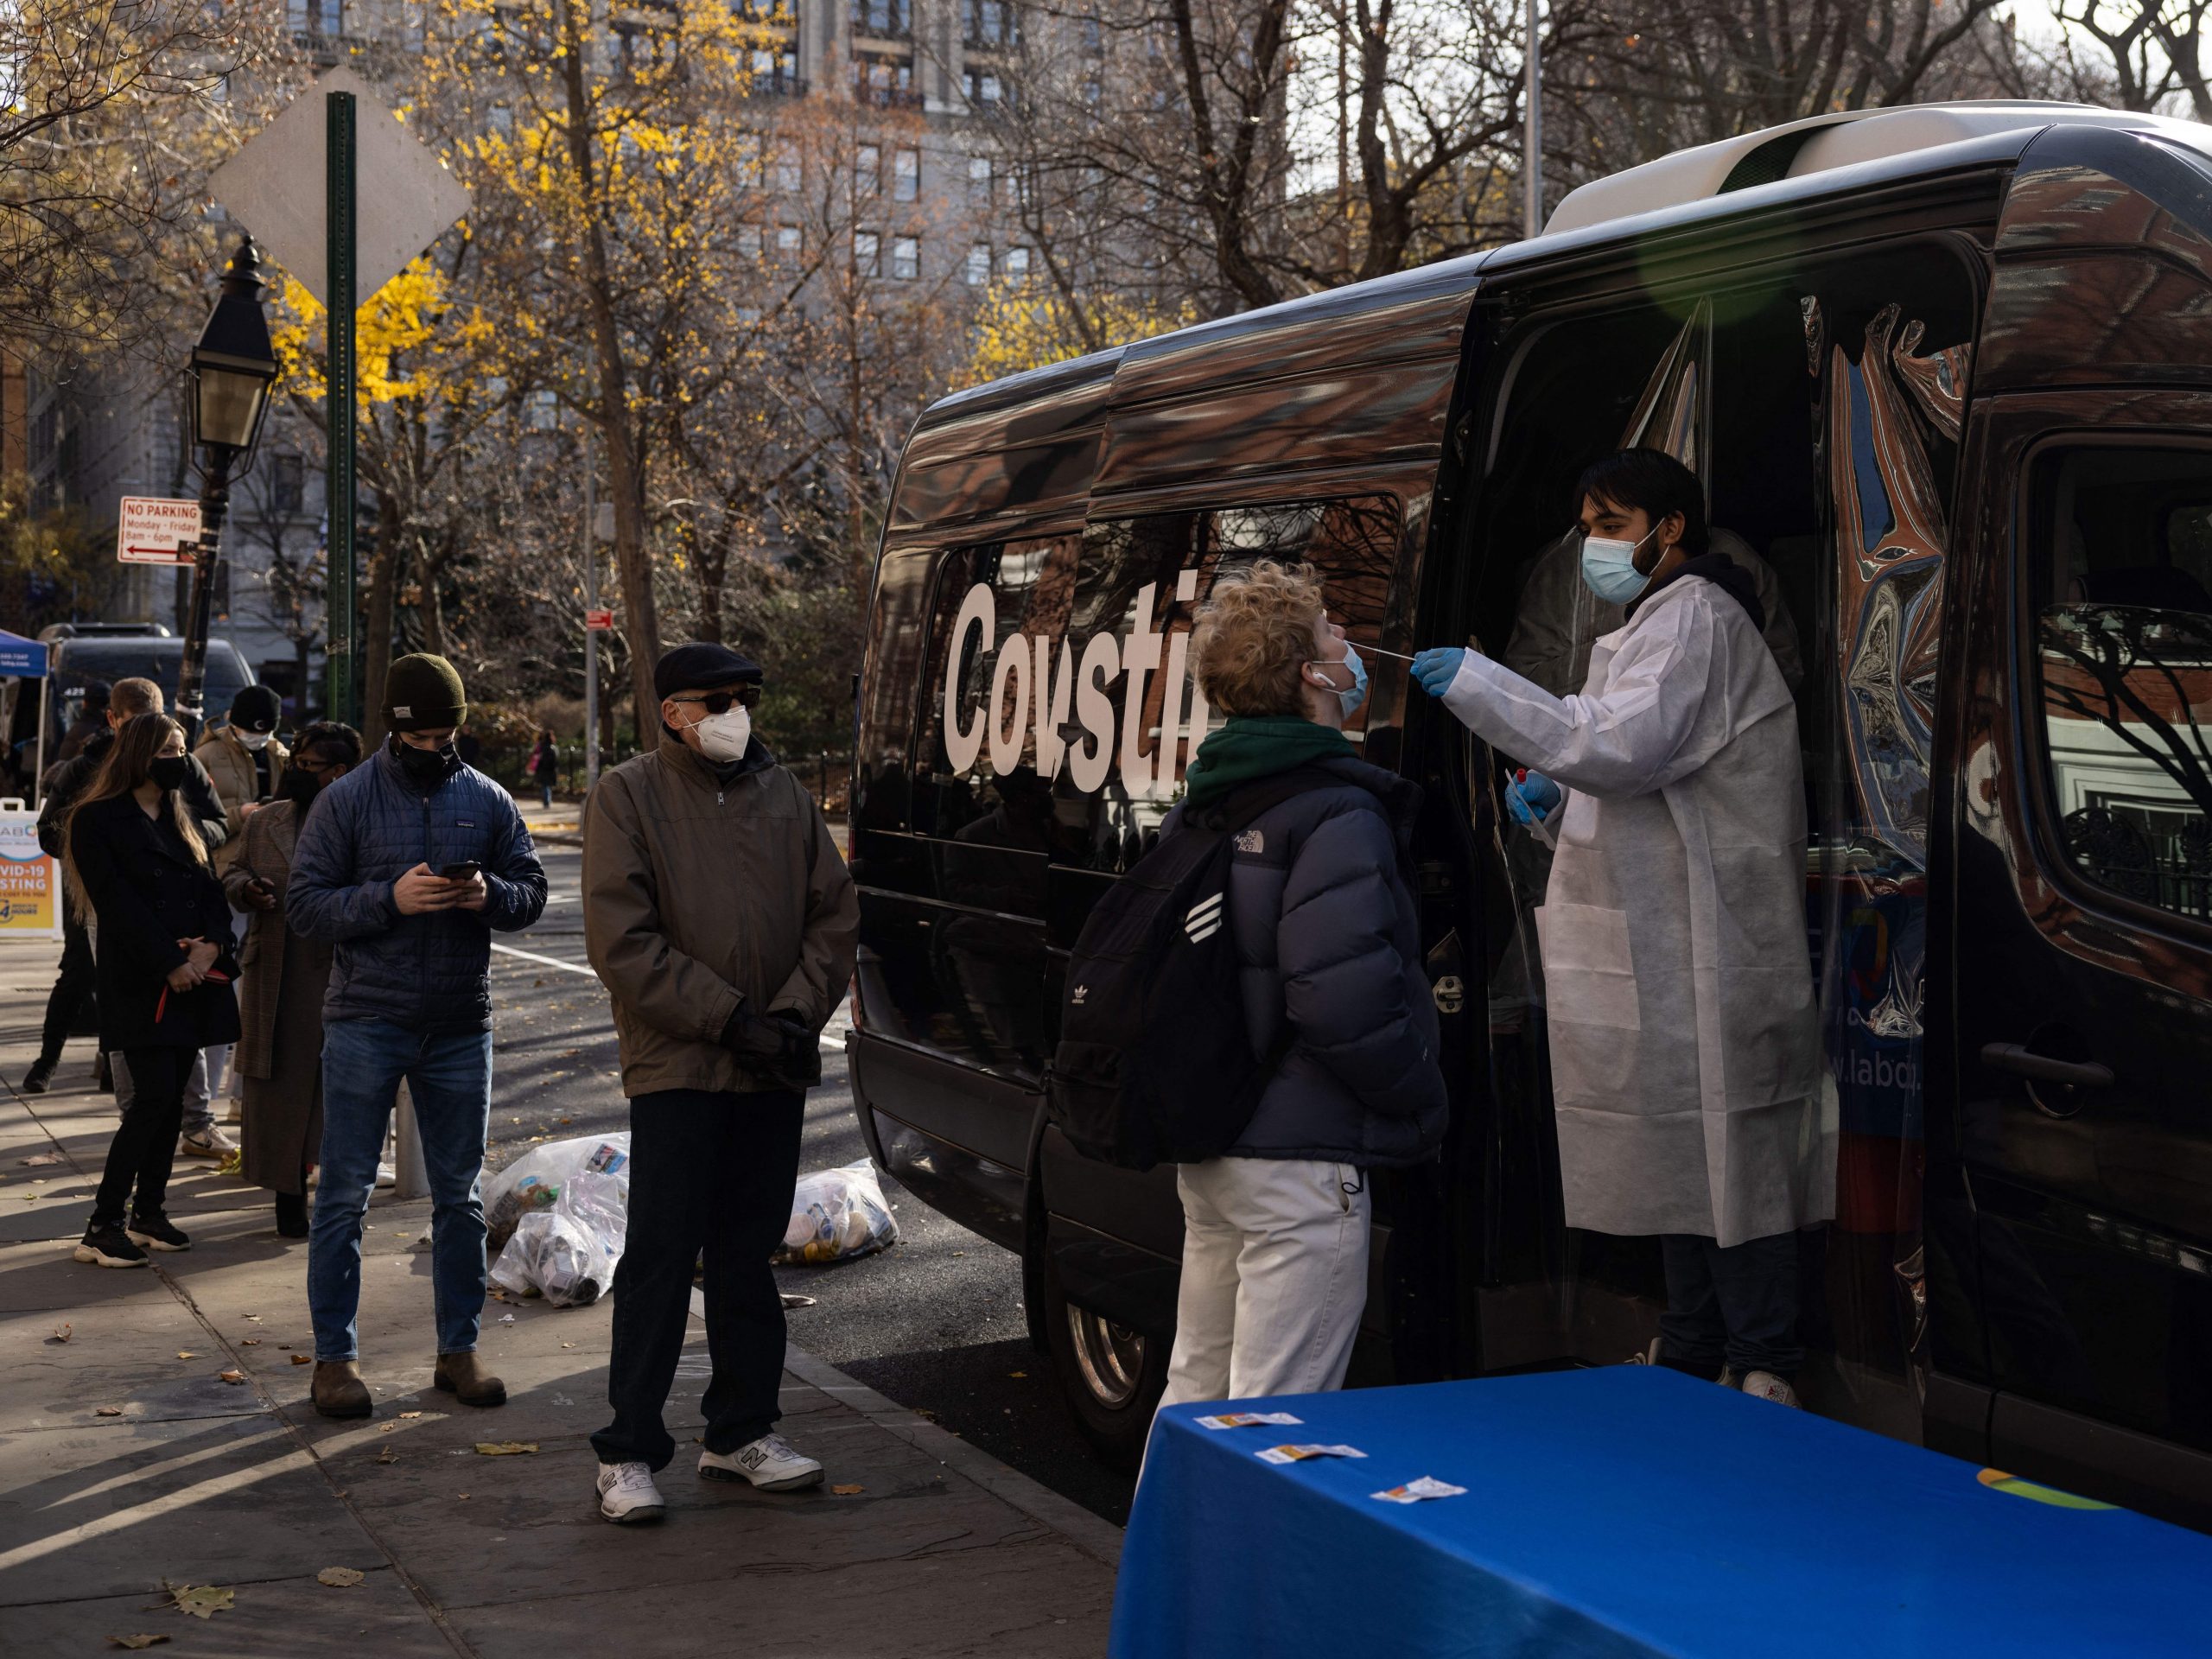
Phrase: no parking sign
[{"left": 0, "top": 800, "right": 60, "bottom": 939}]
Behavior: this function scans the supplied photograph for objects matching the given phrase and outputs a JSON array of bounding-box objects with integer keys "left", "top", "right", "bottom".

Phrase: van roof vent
[{"left": 1716, "top": 130, "right": 1821, "bottom": 194}]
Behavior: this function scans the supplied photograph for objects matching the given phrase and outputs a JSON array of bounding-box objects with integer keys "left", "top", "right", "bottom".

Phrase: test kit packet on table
[
  {"left": 1370, "top": 1476, "right": 1468, "bottom": 1503},
  {"left": 1194, "top": 1412, "right": 1305, "bottom": 1430},
  {"left": 1255, "top": 1444, "right": 1369, "bottom": 1465}
]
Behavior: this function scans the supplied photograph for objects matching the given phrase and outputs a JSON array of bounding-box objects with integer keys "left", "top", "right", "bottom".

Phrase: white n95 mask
[{"left": 695, "top": 705, "right": 752, "bottom": 762}]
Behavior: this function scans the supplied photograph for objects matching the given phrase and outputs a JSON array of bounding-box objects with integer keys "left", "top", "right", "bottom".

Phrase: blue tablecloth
[{"left": 1112, "top": 1367, "right": 2212, "bottom": 1657}]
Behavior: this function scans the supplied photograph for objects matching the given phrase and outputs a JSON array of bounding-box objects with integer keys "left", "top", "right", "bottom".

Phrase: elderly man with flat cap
[{"left": 582, "top": 642, "right": 858, "bottom": 1524}]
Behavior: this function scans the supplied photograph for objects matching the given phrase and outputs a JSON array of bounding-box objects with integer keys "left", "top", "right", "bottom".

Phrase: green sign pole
[{"left": 326, "top": 91, "right": 358, "bottom": 727}]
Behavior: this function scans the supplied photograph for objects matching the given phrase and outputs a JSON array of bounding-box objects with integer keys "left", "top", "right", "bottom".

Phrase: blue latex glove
[
  {"left": 1505, "top": 771, "right": 1561, "bottom": 826},
  {"left": 1411, "top": 647, "right": 1467, "bottom": 696}
]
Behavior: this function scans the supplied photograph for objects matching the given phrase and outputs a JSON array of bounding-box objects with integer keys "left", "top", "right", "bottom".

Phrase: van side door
[{"left": 1945, "top": 124, "right": 2212, "bottom": 1525}]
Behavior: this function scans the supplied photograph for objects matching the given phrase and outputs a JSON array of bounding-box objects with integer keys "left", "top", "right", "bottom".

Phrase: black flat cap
[{"left": 654, "top": 643, "right": 763, "bottom": 700}]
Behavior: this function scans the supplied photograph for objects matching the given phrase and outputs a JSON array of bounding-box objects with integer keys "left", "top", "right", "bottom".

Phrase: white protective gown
[{"left": 1443, "top": 575, "right": 1830, "bottom": 1248}]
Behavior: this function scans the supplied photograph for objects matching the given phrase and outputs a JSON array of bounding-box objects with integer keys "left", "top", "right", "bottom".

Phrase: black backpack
[{"left": 1044, "top": 768, "right": 1334, "bottom": 1171}]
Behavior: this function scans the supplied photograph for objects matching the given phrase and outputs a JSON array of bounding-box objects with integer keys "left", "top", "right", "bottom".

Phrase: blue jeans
[{"left": 308, "top": 1019, "right": 494, "bottom": 1362}]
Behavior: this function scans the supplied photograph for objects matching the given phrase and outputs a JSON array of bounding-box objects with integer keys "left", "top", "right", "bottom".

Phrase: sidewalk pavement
[{"left": 0, "top": 938, "right": 1119, "bottom": 1655}]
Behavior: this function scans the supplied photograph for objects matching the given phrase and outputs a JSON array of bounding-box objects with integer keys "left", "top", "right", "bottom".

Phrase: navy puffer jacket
[
  {"left": 287, "top": 743, "right": 548, "bottom": 1031},
  {"left": 1168, "top": 755, "right": 1446, "bottom": 1167}
]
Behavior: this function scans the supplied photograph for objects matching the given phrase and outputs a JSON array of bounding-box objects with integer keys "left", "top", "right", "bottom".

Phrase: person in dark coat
[
  {"left": 23, "top": 677, "right": 226, "bottom": 1099},
  {"left": 55, "top": 679, "right": 111, "bottom": 763},
  {"left": 66, "top": 713, "right": 241, "bottom": 1269},
  {"left": 222, "top": 721, "right": 360, "bottom": 1238},
  {"left": 528, "top": 728, "right": 557, "bottom": 810},
  {"left": 1154, "top": 561, "right": 1446, "bottom": 1414}
]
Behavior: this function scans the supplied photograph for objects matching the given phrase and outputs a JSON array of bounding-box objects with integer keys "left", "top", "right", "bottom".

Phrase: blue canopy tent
[{"left": 0, "top": 630, "right": 50, "bottom": 807}]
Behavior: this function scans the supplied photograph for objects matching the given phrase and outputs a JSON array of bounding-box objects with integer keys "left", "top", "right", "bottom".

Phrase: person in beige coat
[
  {"left": 582, "top": 641, "right": 858, "bottom": 1525},
  {"left": 223, "top": 721, "right": 359, "bottom": 1238},
  {"left": 194, "top": 686, "right": 290, "bottom": 873}
]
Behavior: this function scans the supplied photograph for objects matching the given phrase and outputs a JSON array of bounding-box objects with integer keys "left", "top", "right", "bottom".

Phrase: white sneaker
[
  {"left": 1740, "top": 1370, "right": 1802, "bottom": 1408},
  {"left": 595, "top": 1461, "right": 667, "bottom": 1523},
  {"left": 700, "top": 1433, "right": 823, "bottom": 1491}
]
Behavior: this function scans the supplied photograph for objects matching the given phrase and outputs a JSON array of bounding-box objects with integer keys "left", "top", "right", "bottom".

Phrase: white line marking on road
[{"left": 491, "top": 943, "right": 599, "bottom": 977}]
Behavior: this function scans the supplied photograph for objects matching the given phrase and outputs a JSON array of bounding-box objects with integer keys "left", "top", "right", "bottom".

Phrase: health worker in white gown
[{"left": 1413, "top": 448, "right": 1829, "bottom": 1408}]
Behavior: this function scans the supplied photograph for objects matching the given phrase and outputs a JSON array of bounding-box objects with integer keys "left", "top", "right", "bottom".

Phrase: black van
[{"left": 848, "top": 100, "right": 2212, "bottom": 1528}]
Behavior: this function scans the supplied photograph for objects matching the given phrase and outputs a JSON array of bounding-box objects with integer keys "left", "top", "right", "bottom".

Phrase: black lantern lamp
[{"left": 177, "top": 237, "right": 279, "bottom": 731}]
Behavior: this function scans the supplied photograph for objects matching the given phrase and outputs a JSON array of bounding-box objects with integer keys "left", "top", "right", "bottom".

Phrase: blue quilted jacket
[{"left": 287, "top": 743, "right": 548, "bottom": 1031}]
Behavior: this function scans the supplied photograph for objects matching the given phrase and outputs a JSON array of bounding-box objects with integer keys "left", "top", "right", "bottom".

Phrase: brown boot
[
  {"left": 435, "top": 1351, "right": 507, "bottom": 1408},
  {"left": 312, "top": 1359, "right": 372, "bottom": 1420}
]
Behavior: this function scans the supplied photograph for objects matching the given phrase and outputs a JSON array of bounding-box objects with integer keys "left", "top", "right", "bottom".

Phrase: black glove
[{"left": 721, "top": 1006, "right": 816, "bottom": 1076}]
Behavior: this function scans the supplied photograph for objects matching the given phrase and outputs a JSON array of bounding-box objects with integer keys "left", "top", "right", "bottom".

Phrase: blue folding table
[{"left": 1113, "top": 1366, "right": 2212, "bottom": 1657}]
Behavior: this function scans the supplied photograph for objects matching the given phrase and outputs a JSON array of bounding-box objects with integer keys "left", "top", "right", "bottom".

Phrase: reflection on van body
[{"left": 850, "top": 103, "right": 2212, "bottom": 1522}]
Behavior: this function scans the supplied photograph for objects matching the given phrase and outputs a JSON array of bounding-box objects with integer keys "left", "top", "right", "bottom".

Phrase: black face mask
[
  {"left": 149, "top": 755, "right": 189, "bottom": 793},
  {"left": 277, "top": 766, "right": 321, "bottom": 807},
  {"left": 391, "top": 735, "right": 458, "bottom": 787}
]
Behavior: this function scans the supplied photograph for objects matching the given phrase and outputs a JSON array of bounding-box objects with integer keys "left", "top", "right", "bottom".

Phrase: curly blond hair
[{"left": 1191, "top": 560, "right": 1325, "bottom": 717}]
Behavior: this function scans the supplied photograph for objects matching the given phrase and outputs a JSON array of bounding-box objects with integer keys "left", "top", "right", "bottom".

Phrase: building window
[
  {"left": 1002, "top": 245, "right": 1030, "bottom": 281},
  {"left": 893, "top": 148, "right": 918, "bottom": 202},
  {"left": 272, "top": 454, "right": 305, "bottom": 514},
  {"left": 1083, "top": 77, "right": 1100, "bottom": 105},
  {"left": 855, "top": 143, "right": 880, "bottom": 194},
  {"left": 1080, "top": 14, "right": 1102, "bottom": 52},
  {"left": 967, "top": 155, "right": 992, "bottom": 205},
  {"left": 965, "top": 243, "right": 991, "bottom": 286},
  {"left": 735, "top": 131, "right": 762, "bottom": 184},
  {"left": 751, "top": 47, "right": 800, "bottom": 91},
  {"left": 738, "top": 305, "right": 763, "bottom": 326},
  {"left": 967, "top": 0, "right": 1014, "bottom": 47},
  {"left": 892, "top": 235, "right": 919, "bottom": 279},
  {"left": 738, "top": 225, "right": 764, "bottom": 258},
  {"left": 773, "top": 143, "right": 801, "bottom": 194},
  {"left": 525, "top": 390, "right": 559, "bottom": 432},
  {"left": 849, "top": 0, "right": 906, "bottom": 35},
  {"left": 853, "top": 55, "right": 916, "bottom": 105},
  {"left": 965, "top": 69, "right": 1003, "bottom": 107},
  {"left": 488, "top": 104, "right": 514, "bottom": 136},
  {"left": 289, "top": 0, "right": 342, "bottom": 37},
  {"left": 854, "top": 231, "right": 880, "bottom": 276},
  {"left": 777, "top": 224, "right": 803, "bottom": 259}
]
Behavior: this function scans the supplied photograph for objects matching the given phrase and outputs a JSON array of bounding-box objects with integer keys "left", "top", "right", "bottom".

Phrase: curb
[{"left": 780, "top": 1342, "right": 1127, "bottom": 1572}]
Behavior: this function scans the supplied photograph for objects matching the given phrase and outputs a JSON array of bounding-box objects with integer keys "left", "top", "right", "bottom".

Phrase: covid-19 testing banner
[{"left": 0, "top": 800, "right": 60, "bottom": 940}]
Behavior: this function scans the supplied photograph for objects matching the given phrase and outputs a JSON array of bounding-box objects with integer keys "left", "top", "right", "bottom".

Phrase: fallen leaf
[
  {"left": 165, "top": 1582, "right": 232, "bottom": 1619},
  {"left": 49, "top": 1323, "right": 71, "bottom": 1344},
  {"left": 560, "top": 1341, "right": 575, "bottom": 1349},
  {"left": 377, "top": 1446, "right": 397, "bottom": 1465},
  {"left": 21, "top": 1152, "right": 61, "bottom": 1166},
  {"left": 175, "top": 1352, "right": 196, "bottom": 1361},
  {"left": 241, "top": 1338, "right": 261, "bottom": 1346},
  {"left": 831, "top": 1484, "right": 865, "bottom": 1496},
  {"left": 243, "top": 1313, "right": 262, "bottom": 1322},
  {"left": 217, "top": 1370, "right": 246, "bottom": 1385},
  {"left": 379, "top": 1423, "right": 395, "bottom": 1433},
  {"left": 108, "top": 1636, "right": 168, "bottom": 1649},
  {"left": 315, "top": 1567, "right": 364, "bottom": 1588},
  {"left": 398, "top": 1410, "right": 422, "bottom": 1419},
  {"left": 1008, "top": 1370, "right": 1027, "bottom": 1379},
  {"left": 473, "top": 1441, "right": 538, "bottom": 1456},
  {"left": 456, "top": 1492, "right": 470, "bottom": 1500},
  {"left": 289, "top": 1353, "right": 312, "bottom": 1365},
  {"left": 96, "top": 1406, "right": 124, "bottom": 1417},
  {"left": 499, "top": 1313, "right": 516, "bottom": 1324}
]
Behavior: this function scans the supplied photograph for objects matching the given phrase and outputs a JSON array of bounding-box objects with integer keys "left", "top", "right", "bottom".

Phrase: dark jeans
[
  {"left": 90, "top": 1045, "right": 194, "bottom": 1230},
  {"left": 591, "top": 1087, "right": 804, "bottom": 1471},
  {"left": 39, "top": 918, "right": 96, "bottom": 1065},
  {"left": 1658, "top": 1230, "right": 1803, "bottom": 1381}
]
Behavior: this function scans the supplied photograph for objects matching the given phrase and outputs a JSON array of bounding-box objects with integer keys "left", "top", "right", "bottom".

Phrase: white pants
[{"left": 1159, "top": 1156, "right": 1372, "bottom": 1410}]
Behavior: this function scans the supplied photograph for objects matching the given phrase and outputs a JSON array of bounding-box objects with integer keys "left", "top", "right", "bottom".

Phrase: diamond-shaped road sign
[{"left": 208, "top": 67, "right": 470, "bottom": 308}]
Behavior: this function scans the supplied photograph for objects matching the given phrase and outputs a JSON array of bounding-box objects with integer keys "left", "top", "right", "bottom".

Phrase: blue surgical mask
[
  {"left": 1310, "top": 645, "right": 1369, "bottom": 719},
  {"left": 1580, "top": 528, "right": 1658, "bottom": 606}
]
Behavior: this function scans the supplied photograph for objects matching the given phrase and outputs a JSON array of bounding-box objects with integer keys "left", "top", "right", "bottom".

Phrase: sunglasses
[{"left": 671, "top": 687, "right": 760, "bottom": 715}]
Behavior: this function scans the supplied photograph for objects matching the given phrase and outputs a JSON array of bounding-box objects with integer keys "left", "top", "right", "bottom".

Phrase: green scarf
[{"left": 1182, "top": 715, "right": 1351, "bottom": 810}]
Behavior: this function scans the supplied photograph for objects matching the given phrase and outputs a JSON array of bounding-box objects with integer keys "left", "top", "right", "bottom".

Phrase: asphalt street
[{"left": 490, "top": 842, "right": 1140, "bottom": 1526}]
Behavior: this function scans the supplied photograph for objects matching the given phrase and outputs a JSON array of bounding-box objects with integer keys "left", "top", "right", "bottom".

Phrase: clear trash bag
[
  {"left": 487, "top": 1141, "right": 632, "bottom": 1306},
  {"left": 484, "top": 1134, "right": 631, "bottom": 1250},
  {"left": 775, "top": 1159, "right": 899, "bottom": 1265}
]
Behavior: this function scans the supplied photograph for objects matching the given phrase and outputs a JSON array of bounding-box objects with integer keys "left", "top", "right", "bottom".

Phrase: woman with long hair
[{"left": 67, "top": 713, "right": 241, "bottom": 1268}]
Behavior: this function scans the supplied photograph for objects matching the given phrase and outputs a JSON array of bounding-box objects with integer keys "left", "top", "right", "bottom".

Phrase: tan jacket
[
  {"left": 219, "top": 800, "right": 331, "bottom": 1081},
  {"left": 582, "top": 731, "right": 859, "bottom": 1098},
  {"left": 194, "top": 725, "right": 291, "bottom": 871}
]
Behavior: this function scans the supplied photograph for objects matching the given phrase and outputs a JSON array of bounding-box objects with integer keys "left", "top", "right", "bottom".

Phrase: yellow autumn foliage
[
  {"left": 964, "top": 279, "right": 1195, "bottom": 388},
  {"left": 269, "top": 258, "right": 489, "bottom": 410}
]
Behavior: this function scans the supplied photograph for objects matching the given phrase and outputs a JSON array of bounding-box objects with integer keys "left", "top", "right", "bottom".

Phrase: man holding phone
[{"left": 288, "top": 654, "right": 548, "bottom": 1421}]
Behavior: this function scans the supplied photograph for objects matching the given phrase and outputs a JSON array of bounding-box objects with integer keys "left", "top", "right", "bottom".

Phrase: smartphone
[{"left": 438, "top": 861, "right": 480, "bottom": 880}]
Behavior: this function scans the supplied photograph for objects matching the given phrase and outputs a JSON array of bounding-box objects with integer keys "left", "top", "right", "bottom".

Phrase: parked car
[
  {"left": 3, "top": 631, "right": 256, "bottom": 792},
  {"left": 848, "top": 99, "right": 2212, "bottom": 1528}
]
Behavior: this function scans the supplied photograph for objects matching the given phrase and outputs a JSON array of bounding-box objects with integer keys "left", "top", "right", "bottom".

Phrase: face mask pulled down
[
  {"left": 1307, "top": 645, "right": 1370, "bottom": 720},
  {"left": 1580, "top": 526, "right": 1660, "bottom": 607},
  {"left": 691, "top": 704, "right": 752, "bottom": 764}
]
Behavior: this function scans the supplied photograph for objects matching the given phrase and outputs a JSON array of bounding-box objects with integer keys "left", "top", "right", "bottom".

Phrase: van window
[
  {"left": 2031, "top": 445, "right": 2212, "bottom": 923},
  {"left": 853, "top": 548, "right": 934, "bottom": 832}
]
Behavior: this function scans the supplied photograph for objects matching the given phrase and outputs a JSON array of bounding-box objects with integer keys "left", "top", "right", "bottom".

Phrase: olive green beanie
[{"left": 383, "top": 652, "right": 467, "bottom": 731}]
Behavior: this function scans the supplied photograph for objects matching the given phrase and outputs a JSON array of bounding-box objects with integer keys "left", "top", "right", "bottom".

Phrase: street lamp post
[{"left": 179, "top": 238, "right": 278, "bottom": 732}]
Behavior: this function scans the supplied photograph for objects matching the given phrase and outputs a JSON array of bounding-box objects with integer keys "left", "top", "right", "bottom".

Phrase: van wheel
[{"left": 1043, "top": 1256, "right": 1167, "bottom": 1471}]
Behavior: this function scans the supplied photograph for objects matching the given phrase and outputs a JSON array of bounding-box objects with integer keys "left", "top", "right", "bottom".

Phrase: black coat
[
  {"left": 70, "top": 791, "right": 241, "bottom": 1051},
  {"left": 39, "top": 728, "right": 228, "bottom": 860}
]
